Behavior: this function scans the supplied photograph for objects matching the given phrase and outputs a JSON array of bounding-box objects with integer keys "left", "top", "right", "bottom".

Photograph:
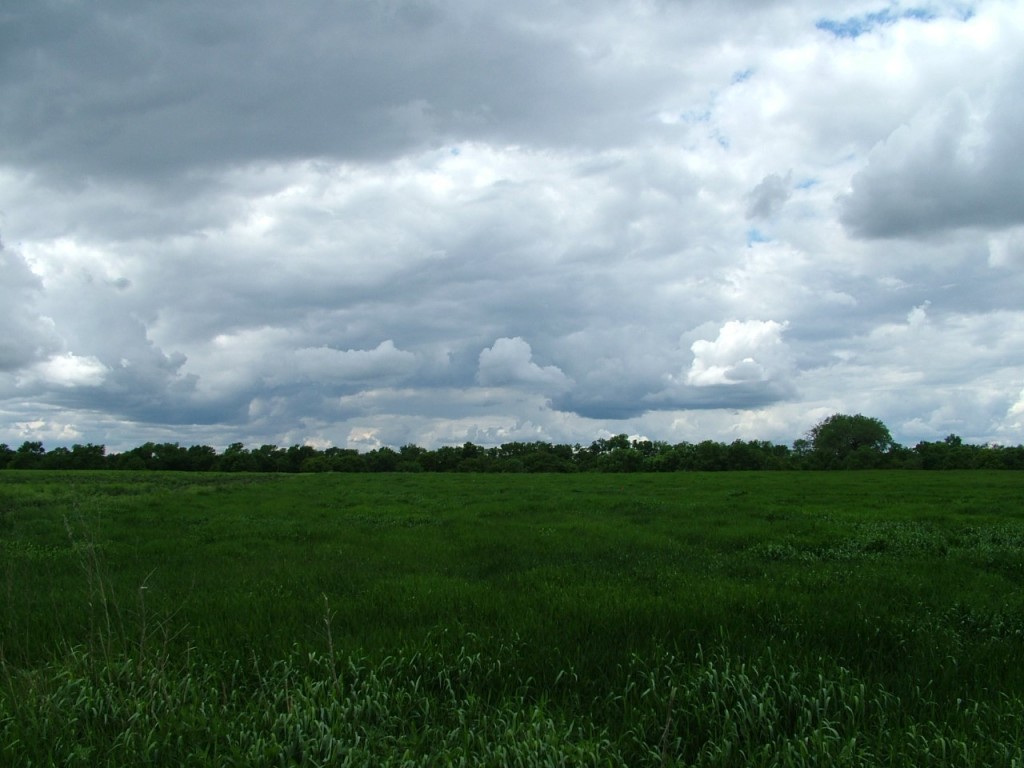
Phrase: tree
[
  {"left": 691, "top": 440, "right": 729, "bottom": 471},
  {"left": 218, "top": 443, "right": 255, "bottom": 472},
  {"left": 151, "top": 442, "right": 191, "bottom": 471},
  {"left": 9, "top": 441, "right": 45, "bottom": 469},
  {"left": 71, "top": 443, "right": 107, "bottom": 469},
  {"left": 522, "top": 446, "right": 575, "bottom": 473},
  {"left": 299, "top": 455, "right": 332, "bottom": 473},
  {"left": 186, "top": 445, "right": 217, "bottom": 471},
  {"left": 364, "top": 447, "right": 399, "bottom": 472},
  {"left": 283, "top": 444, "right": 318, "bottom": 473},
  {"left": 42, "top": 446, "right": 72, "bottom": 469},
  {"left": 252, "top": 445, "right": 285, "bottom": 472},
  {"left": 420, "top": 446, "right": 462, "bottom": 472},
  {"left": 596, "top": 447, "right": 644, "bottom": 473},
  {"left": 807, "top": 414, "right": 894, "bottom": 469}
]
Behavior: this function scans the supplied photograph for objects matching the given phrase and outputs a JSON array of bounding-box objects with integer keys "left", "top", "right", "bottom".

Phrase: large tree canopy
[{"left": 808, "top": 414, "right": 895, "bottom": 468}]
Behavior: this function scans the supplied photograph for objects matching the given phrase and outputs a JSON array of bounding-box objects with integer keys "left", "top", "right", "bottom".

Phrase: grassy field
[{"left": 1, "top": 470, "right": 1023, "bottom": 765}]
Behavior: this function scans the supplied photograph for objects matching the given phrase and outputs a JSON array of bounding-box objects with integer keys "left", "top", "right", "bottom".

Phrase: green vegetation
[
  {"left": 3, "top": 414, "right": 1024, "bottom": 473},
  {"left": 2, "top": 471, "right": 1023, "bottom": 765}
]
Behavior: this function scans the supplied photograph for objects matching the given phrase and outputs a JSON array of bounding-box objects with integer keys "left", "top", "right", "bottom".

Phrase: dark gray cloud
[{"left": 0, "top": 0, "right": 696, "bottom": 184}]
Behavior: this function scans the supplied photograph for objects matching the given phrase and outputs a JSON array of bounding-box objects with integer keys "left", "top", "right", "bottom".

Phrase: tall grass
[
  {"left": 4, "top": 635, "right": 1022, "bottom": 766},
  {"left": 2, "top": 471, "right": 1023, "bottom": 765}
]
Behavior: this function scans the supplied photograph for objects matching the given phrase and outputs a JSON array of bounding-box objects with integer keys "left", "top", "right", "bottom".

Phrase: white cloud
[
  {"left": 22, "top": 354, "right": 109, "bottom": 389},
  {"left": 795, "top": 303, "right": 1024, "bottom": 443},
  {"left": 841, "top": 51, "right": 1024, "bottom": 238},
  {"left": 687, "top": 320, "right": 792, "bottom": 387},
  {"left": 1009, "top": 388, "right": 1024, "bottom": 423},
  {"left": 477, "top": 337, "right": 571, "bottom": 391},
  {"left": 12, "top": 419, "right": 82, "bottom": 443},
  {"left": 989, "top": 227, "right": 1024, "bottom": 268}
]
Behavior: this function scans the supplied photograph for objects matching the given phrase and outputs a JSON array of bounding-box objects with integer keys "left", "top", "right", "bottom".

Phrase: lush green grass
[{"left": 2, "top": 471, "right": 1023, "bottom": 765}]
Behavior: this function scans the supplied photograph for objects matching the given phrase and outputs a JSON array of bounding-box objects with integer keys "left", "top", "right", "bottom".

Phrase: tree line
[{"left": 1, "top": 415, "right": 1022, "bottom": 473}]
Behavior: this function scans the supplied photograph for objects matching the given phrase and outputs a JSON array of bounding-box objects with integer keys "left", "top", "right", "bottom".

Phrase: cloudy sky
[{"left": 2, "top": 0, "right": 1023, "bottom": 452}]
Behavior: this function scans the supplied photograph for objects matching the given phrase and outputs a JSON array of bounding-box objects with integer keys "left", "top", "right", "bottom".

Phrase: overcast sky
[{"left": 2, "top": 0, "right": 1023, "bottom": 452}]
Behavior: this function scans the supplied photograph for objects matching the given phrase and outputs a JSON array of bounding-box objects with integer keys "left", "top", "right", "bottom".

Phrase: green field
[{"left": 2, "top": 471, "right": 1023, "bottom": 766}]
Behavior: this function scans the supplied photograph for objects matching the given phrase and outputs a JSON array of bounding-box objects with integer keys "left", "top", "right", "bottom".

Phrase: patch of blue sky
[
  {"left": 955, "top": 4, "right": 976, "bottom": 21},
  {"left": 795, "top": 178, "right": 819, "bottom": 190},
  {"left": 679, "top": 107, "right": 712, "bottom": 124},
  {"left": 901, "top": 7, "right": 936, "bottom": 21},
  {"left": 731, "top": 68, "right": 754, "bottom": 84},
  {"left": 746, "top": 228, "right": 771, "bottom": 246},
  {"left": 816, "top": 7, "right": 937, "bottom": 39}
]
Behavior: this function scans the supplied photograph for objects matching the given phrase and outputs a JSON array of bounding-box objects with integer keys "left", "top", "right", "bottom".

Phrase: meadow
[{"left": 1, "top": 470, "right": 1023, "bottom": 766}]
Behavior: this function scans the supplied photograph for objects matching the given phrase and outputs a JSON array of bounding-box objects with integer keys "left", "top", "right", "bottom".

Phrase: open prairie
[{"left": 2, "top": 471, "right": 1023, "bottom": 765}]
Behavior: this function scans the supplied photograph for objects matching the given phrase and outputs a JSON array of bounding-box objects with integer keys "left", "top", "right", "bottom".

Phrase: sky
[{"left": 1, "top": 0, "right": 1023, "bottom": 453}]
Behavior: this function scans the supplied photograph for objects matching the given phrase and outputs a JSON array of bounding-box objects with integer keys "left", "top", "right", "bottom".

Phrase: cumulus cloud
[
  {"left": 477, "top": 337, "right": 571, "bottom": 391},
  {"left": 795, "top": 302, "right": 1024, "bottom": 444},
  {"left": 687, "top": 320, "right": 792, "bottom": 387},
  {"left": 21, "top": 354, "right": 109, "bottom": 389},
  {"left": 841, "top": 70, "right": 1024, "bottom": 238},
  {"left": 1009, "top": 388, "right": 1024, "bottom": 422}
]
